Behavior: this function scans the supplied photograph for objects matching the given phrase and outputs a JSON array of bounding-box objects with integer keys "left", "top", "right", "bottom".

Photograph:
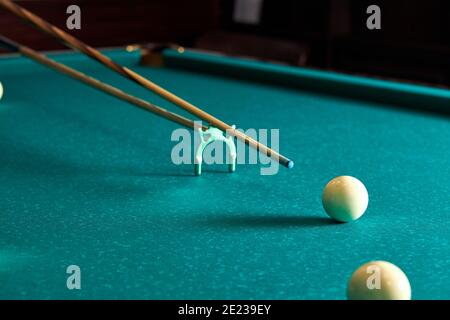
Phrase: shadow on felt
[
  {"left": 201, "top": 214, "right": 337, "bottom": 229},
  {"left": 0, "top": 139, "right": 191, "bottom": 201}
]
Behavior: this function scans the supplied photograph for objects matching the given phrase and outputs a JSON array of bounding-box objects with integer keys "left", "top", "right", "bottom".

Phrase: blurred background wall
[{"left": 1, "top": 0, "right": 449, "bottom": 87}]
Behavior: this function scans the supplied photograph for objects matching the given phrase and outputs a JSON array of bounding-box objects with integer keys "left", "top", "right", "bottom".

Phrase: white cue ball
[
  {"left": 347, "top": 261, "right": 411, "bottom": 300},
  {"left": 322, "top": 176, "right": 368, "bottom": 222},
  {"left": 0, "top": 82, "right": 3, "bottom": 100}
]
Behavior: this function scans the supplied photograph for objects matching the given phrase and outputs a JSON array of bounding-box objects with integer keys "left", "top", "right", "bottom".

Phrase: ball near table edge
[
  {"left": 347, "top": 261, "right": 412, "bottom": 300},
  {"left": 322, "top": 175, "right": 369, "bottom": 222}
]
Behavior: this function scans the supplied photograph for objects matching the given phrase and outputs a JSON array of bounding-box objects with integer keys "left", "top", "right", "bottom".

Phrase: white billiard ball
[
  {"left": 0, "top": 82, "right": 3, "bottom": 100},
  {"left": 322, "top": 176, "right": 368, "bottom": 222},
  {"left": 347, "top": 261, "right": 411, "bottom": 300}
]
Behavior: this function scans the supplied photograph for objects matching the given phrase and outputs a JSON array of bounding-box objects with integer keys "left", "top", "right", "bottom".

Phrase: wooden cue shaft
[
  {"left": 0, "top": 37, "right": 207, "bottom": 131},
  {"left": 0, "top": 0, "right": 294, "bottom": 169}
]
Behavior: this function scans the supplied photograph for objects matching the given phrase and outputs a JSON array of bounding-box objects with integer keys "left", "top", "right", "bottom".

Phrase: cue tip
[{"left": 287, "top": 160, "right": 294, "bottom": 169}]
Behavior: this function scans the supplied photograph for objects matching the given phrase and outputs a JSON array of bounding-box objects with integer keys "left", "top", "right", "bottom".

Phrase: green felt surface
[{"left": 0, "top": 49, "right": 449, "bottom": 300}]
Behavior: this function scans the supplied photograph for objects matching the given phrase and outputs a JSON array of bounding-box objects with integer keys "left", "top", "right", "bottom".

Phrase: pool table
[{"left": 0, "top": 46, "right": 449, "bottom": 300}]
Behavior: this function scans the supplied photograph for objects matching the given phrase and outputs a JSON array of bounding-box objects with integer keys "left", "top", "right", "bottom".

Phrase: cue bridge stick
[
  {"left": 0, "top": 0, "right": 294, "bottom": 169},
  {"left": 0, "top": 36, "right": 208, "bottom": 131}
]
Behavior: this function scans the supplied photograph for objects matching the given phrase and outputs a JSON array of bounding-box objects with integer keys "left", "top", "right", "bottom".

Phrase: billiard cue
[
  {"left": 0, "top": 36, "right": 207, "bottom": 131},
  {"left": 0, "top": 0, "right": 294, "bottom": 169}
]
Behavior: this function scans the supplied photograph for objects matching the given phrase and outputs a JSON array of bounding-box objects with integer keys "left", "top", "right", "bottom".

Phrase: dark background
[{"left": 1, "top": 0, "right": 449, "bottom": 87}]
